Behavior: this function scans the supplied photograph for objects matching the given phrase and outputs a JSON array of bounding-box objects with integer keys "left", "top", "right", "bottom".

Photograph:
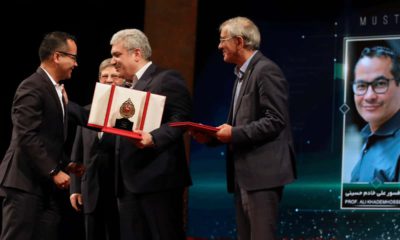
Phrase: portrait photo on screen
[{"left": 341, "top": 35, "right": 400, "bottom": 209}]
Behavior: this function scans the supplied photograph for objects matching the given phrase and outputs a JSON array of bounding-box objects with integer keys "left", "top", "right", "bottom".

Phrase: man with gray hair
[
  {"left": 110, "top": 29, "right": 192, "bottom": 240},
  {"left": 69, "top": 58, "right": 123, "bottom": 240},
  {"left": 191, "top": 17, "right": 296, "bottom": 240}
]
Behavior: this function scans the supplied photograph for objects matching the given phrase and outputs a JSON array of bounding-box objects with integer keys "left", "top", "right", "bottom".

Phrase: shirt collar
[
  {"left": 234, "top": 50, "right": 258, "bottom": 79},
  {"left": 41, "top": 67, "right": 59, "bottom": 87},
  {"left": 361, "top": 110, "right": 400, "bottom": 138},
  {"left": 135, "top": 61, "right": 152, "bottom": 80}
]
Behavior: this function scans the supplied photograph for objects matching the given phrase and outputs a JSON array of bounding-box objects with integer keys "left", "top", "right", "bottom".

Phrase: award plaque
[
  {"left": 115, "top": 98, "right": 135, "bottom": 130},
  {"left": 88, "top": 83, "right": 166, "bottom": 139}
]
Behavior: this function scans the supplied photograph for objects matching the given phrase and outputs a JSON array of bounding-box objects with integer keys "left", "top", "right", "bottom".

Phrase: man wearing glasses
[
  {"left": 0, "top": 31, "right": 86, "bottom": 240},
  {"left": 192, "top": 17, "right": 296, "bottom": 240},
  {"left": 350, "top": 46, "right": 400, "bottom": 183}
]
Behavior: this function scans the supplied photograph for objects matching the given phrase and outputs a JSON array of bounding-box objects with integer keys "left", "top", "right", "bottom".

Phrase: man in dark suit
[
  {"left": 0, "top": 31, "right": 85, "bottom": 240},
  {"left": 69, "top": 58, "right": 122, "bottom": 240},
  {"left": 109, "top": 29, "right": 192, "bottom": 240},
  {"left": 192, "top": 17, "right": 296, "bottom": 240}
]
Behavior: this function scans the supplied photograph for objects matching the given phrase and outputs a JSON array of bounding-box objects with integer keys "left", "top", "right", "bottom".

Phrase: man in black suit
[
  {"left": 109, "top": 29, "right": 192, "bottom": 240},
  {"left": 69, "top": 58, "right": 122, "bottom": 240},
  {"left": 0, "top": 31, "right": 85, "bottom": 240},
  {"left": 192, "top": 17, "right": 296, "bottom": 240}
]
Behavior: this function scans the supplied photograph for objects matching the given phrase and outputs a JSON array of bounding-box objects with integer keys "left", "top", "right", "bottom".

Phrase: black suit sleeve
[
  {"left": 150, "top": 70, "right": 192, "bottom": 149},
  {"left": 67, "top": 101, "right": 90, "bottom": 127},
  {"left": 12, "top": 83, "right": 58, "bottom": 177},
  {"left": 70, "top": 126, "right": 83, "bottom": 194}
]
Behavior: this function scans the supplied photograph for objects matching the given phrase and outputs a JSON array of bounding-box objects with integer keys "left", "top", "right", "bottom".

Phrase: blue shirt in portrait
[{"left": 351, "top": 110, "right": 400, "bottom": 183}]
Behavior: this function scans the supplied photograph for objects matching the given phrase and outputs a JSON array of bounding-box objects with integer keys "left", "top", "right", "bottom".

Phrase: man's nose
[{"left": 363, "top": 85, "right": 377, "bottom": 99}]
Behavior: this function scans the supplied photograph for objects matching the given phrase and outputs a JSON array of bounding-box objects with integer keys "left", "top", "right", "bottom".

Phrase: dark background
[
  {"left": 1, "top": 0, "right": 399, "bottom": 239},
  {"left": 1, "top": 1, "right": 146, "bottom": 239}
]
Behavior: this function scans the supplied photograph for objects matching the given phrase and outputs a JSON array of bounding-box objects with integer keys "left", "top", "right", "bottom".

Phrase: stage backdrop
[
  {"left": 1, "top": 1, "right": 399, "bottom": 239},
  {"left": 187, "top": 1, "right": 400, "bottom": 239}
]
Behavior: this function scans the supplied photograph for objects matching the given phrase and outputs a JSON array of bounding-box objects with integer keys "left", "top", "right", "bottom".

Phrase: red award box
[
  {"left": 88, "top": 83, "right": 166, "bottom": 139},
  {"left": 169, "top": 121, "right": 218, "bottom": 134}
]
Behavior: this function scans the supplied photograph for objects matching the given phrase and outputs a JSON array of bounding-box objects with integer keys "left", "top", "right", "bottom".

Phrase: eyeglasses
[
  {"left": 56, "top": 51, "right": 78, "bottom": 62},
  {"left": 352, "top": 76, "right": 395, "bottom": 96},
  {"left": 219, "top": 36, "right": 235, "bottom": 44},
  {"left": 100, "top": 74, "right": 122, "bottom": 80}
]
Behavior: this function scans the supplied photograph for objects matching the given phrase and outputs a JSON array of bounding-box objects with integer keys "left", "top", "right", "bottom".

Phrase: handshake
[
  {"left": 51, "top": 162, "right": 86, "bottom": 190},
  {"left": 65, "top": 162, "right": 86, "bottom": 177}
]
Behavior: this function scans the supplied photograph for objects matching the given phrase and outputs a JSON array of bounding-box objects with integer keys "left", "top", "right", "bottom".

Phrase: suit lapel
[
  {"left": 232, "top": 51, "right": 263, "bottom": 123},
  {"left": 227, "top": 80, "right": 238, "bottom": 124},
  {"left": 229, "top": 52, "right": 264, "bottom": 124},
  {"left": 36, "top": 68, "right": 66, "bottom": 138},
  {"left": 134, "top": 64, "right": 157, "bottom": 91},
  {"left": 232, "top": 68, "right": 253, "bottom": 121},
  {"left": 36, "top": 68, "right": 65, "bottom": 122}
]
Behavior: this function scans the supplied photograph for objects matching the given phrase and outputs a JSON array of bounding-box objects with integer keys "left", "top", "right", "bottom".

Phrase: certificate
[
  {"left": 169, "top": 121, "right": 218, "bottom": 134},
  {"left": 88, "top": 83, "right": 166, "bottom": 139}
]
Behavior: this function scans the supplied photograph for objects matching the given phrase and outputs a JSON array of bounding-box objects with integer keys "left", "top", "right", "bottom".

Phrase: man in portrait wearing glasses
[
  {"left": 0, "top": 31, "right": 87, "bottom": 240},
  {"left": 350, "top": 46, "right": 400, "bottom": 183}
]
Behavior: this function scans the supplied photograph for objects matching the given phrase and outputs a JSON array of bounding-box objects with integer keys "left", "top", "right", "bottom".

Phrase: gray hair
[
  {"left": 110, "top": 29, "right": 152, "bottom": 60},
  {"left": 98, "top": 58, "right": 113, "bottom": 76},
  {"left": 219, "top": 17, "right": 260, "bottom": 50}
]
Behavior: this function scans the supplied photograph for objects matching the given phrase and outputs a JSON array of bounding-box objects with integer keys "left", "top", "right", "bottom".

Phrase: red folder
[
  {"left": 88, "top": 83, "right": 166, "bottom": 139},
  {"left": 169, "top": 122, "right": 218, "bottom": 134}
]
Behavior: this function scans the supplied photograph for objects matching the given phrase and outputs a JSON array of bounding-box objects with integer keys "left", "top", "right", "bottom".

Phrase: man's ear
[
  {"left": 132, "top": 48, "right": 142, "bottom": 62},
  {"left": 236, "top": 36, "right": 245, "bottom": 49},
  {"left": 53, "top": 52, "right": 61, "bottom": 63}
]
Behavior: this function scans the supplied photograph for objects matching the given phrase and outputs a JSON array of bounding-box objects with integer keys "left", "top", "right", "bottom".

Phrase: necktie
[
  {"left": 124, "top": 74, "right": 138, "bottom": 89},
  {"left": 54, "top": 84, "right": 65, "bottom": 118}
]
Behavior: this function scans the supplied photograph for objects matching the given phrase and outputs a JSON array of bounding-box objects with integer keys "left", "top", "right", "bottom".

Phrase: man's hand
[
  {"left": 131, "top": 130, "right": 154, "bottom": 149},
  {"left": 52, "top": 171, "right": 70, "bottom": 189},
  {"left": 215, "top": 123, "right": 232, "bottom": 143},
  {"left": 70, "top": 193, "right": 83, "bottom": 212}
]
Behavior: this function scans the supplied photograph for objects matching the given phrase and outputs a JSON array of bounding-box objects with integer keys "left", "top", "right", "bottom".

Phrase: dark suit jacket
[
  {"left": 0, "top": 67, "right": 89, "bottom": 196},
  {"left": 0, "top": 67, "right": 68, "bottom": 195},
  {"left": 117, "top": 64, "right": 192, "bottom": 194},
  {"left": 70, "top": 123, "right": 116, "bottom": 214},
  {"left": 227, "top": 51, "right": 296, "bottom": 193}
]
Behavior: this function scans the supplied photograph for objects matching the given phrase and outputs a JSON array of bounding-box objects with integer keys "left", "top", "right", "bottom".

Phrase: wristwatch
[{"left": 49, "top": 165, "right": 60, "bottom": 177}]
